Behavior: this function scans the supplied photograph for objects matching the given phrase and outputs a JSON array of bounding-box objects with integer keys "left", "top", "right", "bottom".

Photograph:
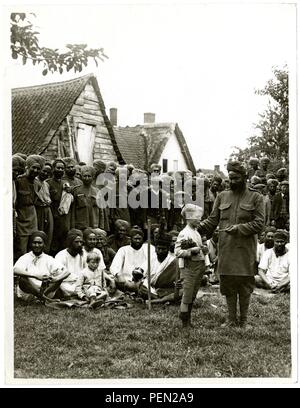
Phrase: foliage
[
  {"left": 11, "top": 13, "right": 108, "bottom": 75},
  {"left": 14, "top": 289, "right": 291, "bottom": 379},
  {"left": 229, "top": 66, "right": 289, "bottom": 172}
]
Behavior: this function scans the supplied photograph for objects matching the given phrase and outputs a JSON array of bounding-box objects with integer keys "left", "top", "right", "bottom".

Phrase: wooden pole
[{"left": 147, "top": 217, "right": 152, "bottom": 310}]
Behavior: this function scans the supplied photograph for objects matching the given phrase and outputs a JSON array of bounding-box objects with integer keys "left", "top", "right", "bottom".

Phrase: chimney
[
  {"left": 214, "top": 165, "right": 220, "bottom": 173},
  {"left": 144, "top": 112, "right": 155, "bottom": 124},
  {"left": 110, "top": 108, "right": 117, "bottom": 126}
]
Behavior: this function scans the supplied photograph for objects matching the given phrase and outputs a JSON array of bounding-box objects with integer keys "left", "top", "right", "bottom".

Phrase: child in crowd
[
  {"left": 76, "top": 252, "right": 109, "bottom": 308},
  {"left": 175, "top": 204, "right": 207, "bottom": 329}
]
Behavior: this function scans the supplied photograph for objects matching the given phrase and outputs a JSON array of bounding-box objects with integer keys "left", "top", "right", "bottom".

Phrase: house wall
[
  {"left": 42, "top": 81, "right": 118, "bottom": 164},
  {"left": 158, "top": 133, "right": 189, "bottom": 172}
]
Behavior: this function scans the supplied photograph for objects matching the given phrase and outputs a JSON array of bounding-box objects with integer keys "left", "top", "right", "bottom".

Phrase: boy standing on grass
[
  {"left": 175, "top": 204, "right": 207, "bottom": 329},
  {"left": 76, "top": 252, "right": 109, "bottom": 308}
]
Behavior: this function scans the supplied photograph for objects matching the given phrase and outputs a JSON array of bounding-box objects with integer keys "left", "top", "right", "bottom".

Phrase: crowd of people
[{"left": 12, "top": 152, "right": 290, "bottom": 330}]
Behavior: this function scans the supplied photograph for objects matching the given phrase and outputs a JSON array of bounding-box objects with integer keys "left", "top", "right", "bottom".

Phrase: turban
[
  {"left": 63, "top": 157, "right": 77, "bottom": 166},
  {"left": 277, "top": 168, "right": 288, "bottom": 176},
  {"left": 15, "top": 153, "right": 27, "bottom": 161},
  {"left": 30, "top": 230, "right": 47, "bottom": 243},
  {"left": 79, "top": 162, "right": 87, "bottom": 166},
  {"left": 26, "top": 155, "right": 45, "bottom": 168},
  {"left": 12, "top": 155, "right": 25, "bottom": 170},
  {"left": 249, "top": 157, "right": 259, "bottom": 165},
  {"left": 130, "top": 226, "right": 144, "bottom": 238},
  {"left": 169, "top": 230, "right": 179, "bottom": 238},
  {"left": 181, "top": 204, "right": 203, "bottom": 219},
  {"left": 83, "top": 228, "right": 96, "bottom": 242},
  {"left": 155, "top": 232, "right": 173, "bottom": 247},
  {"left": 115, "top": 219, "right": 130, "bottom": 230},
  {"left": 274, "top": 229, "right": 288, "bottom": 241},
  {"left": 267, "top": 178, "right": 279, "bottom": 187},
  {"left": 280, "top": 181, "right": 289, "bottom": 186},
  {"left": 260, "top": 157, "right": 270, "bottom": 165},
  {"left": 266, "top": 173, "right": 276, "bottom": 181},
  {"left": 212, "top": 175, "right": 223, "bottom": 185},
  {"left": 93, "top": 228, "right": 107, "bottom": 237},
  {"left": 67, "top": 229, "right": 83, "bottom": 246},
  {"left": 227, "top": 161, "right": 246, "bottom": 176},
  {"left": 80, "top": 165, "right": 96, "bottom": 177},
  {"left": 250, "top": 175, "right": 262, "bottom": 185},
  {"left": 52, "top": 158, "right": 65, "bottom": 169},
  {"left": 150, "top": 163, "right": 161, "bottom": 171},
  {"left": 93, "top": 160, "right": 106, "bottom": 174},
  {"left": 265, "top": 226, "right": 277, "bottom": 234},
  {"left": 107, "top": 161, "right": 118, "bottom": 170},
  {"left": 253, "top": 183, "right": 265, "bottom": 191}
]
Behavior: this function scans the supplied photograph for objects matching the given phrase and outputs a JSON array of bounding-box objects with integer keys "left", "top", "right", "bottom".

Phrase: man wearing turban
[
  {"left": 14, "top": 231, "right": 70, "bottom": 302},
  {"left": 55, "top": 229, "right": 86, "bottom": 297},
  {"left": 272, "top": 180, "right": 289, "bottom": 229},
  {"left": 198, "top": 160, "right": 265, "bottom": 329},
  {"left": 107, "top": 219, "right": 131, "bottom": 252},
  {"left": 14, "top": 155, "right": 43, "bottom": 258},
  {"left": 110, "top": 226, "right": 156, "bottom": 291},
  {"left": 72, "top": 165, "right": 100, "bottom": 230},
  {"left": 47, "top": 159, "right": 70, "bottom": 255},
  {"left": 256, "top": 229, "right": 290, "bottom": 293}
]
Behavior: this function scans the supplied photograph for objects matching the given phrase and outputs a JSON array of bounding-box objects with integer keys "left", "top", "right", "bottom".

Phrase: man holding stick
[{"left": 198, "top": 161, "right": 264, "bottom": 329}]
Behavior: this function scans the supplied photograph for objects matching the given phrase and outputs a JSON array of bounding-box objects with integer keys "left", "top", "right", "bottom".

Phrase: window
[
  {"left": 173, "top": 160, "right": 178, "bottom": 171},
  {"left": 76, "top": 124, "right": 96, "bottom": 165}
]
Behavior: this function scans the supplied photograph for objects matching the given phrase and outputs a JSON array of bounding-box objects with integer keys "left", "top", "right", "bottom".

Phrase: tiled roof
[
  {"left": 114, "top": 122, "right": 196, "bottom": 173},
  {"left": 11, "top": 74, "right": 124, "bottom": 163}
]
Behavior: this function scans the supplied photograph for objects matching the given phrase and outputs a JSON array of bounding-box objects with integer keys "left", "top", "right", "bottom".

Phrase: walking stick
[{"left": 147, "top": 217, "right": 152, "bottom": 310}]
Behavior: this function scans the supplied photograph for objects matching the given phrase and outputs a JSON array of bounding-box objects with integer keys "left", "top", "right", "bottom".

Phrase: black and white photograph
[{"left": 1, "top": 0, "right": 298, "bottom": 387}]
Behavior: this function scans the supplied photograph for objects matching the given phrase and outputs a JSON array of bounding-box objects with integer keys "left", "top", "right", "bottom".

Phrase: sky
[{"left": 4, "top": 1, "right": 297, "bottom": 172}]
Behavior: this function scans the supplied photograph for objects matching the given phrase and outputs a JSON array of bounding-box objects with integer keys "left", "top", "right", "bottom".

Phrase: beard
[
  {"left": 131, "top": 242, "right": 143, "bottom": 251},
  {"left": 230, "top": 181, "right": 245, "bottom": 192},
  {"left": 66, "top": 169, "right": 76, "bottom": 178},
  {"left": 264, "top": 240, "right": 274, "bottom": 249},
  {"left": 274, "top": 247, "right": 285, "bottom": 257}
]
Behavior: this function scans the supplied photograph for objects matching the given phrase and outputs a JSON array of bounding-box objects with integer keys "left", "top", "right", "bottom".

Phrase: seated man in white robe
[
  {"left": 14, "top": 231, "right": 69, "bottom": 302},
  {"left": 255, "top": 229, "right": 290, "bottom": 293},
  {"left": 139, "top": 233, "right": 182, "bottom": 303},
  {"left": 55, "top": 229, "right": 86, "bottom": 297},
  {"left": 109, "top": 226, "right": 156, "bottom": 292}
]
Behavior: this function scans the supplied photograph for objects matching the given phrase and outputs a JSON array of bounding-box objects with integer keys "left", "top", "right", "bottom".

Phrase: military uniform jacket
[{"left": 199, "top": 187, "right": 264, "bottom": 276}]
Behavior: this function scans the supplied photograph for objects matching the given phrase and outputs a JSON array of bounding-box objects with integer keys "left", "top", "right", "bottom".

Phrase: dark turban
[
  {"left": 52, "top": 158, "right": 65, "bottom": 169},
  {"left": 67, "top": 229, "right": 83, "bottom": 246},
  {"left": 155, "top": 233, "right": 173, "bottom": 247},
  {"left": 115, "top": 219, "right": 130, "bottom": 230},
  {"left": 63, "top": 157, "right": 77, "bottom": 166},
  {"left": 227, "top": 161, "right": 247, "bottom": 176},
  {"left": 260, "top": 157, "right": 270, "bottom": 165},
  {"left": 130, "top": 226, "right": 144, "bottom": 238},
  {"left": 30, "top": 231, "right": 47, "bottom": 245},
  {"left": 26, "top": 155, "right": 45, "bottom": 168},
  {"left": 83, "top": 228, "right": 95, "bottom": 242},
  {"left": 267, "top": 178, "right": 279, "bottom": 187},
  {"left": 274, "top": 229, "right": 288, "bottom": 241}
]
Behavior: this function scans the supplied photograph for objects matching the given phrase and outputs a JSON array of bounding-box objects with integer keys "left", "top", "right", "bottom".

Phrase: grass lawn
[{"left": 14, "top": 287, "right": 291, "bottom": 379}]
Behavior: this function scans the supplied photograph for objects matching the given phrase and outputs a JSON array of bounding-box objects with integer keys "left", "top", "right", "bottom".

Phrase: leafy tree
[
  {"left": 229, "top": 66, "right": 289, "bottom": 172},
  {"left": 10, "top": 12, "right": 108, "bottom": 75}
]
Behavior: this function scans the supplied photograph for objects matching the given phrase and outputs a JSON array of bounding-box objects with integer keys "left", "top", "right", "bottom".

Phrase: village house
[
  {"left": 111, "top": 111, "right": 196, "bottom": 174},
  {"left": 12, "top": 74, "right": 124, "bottom": 165}
]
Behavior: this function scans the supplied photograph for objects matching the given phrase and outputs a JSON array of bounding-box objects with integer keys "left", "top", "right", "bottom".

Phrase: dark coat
[{"left": 199, "top": 186, "right": 264, "bottom": 277}]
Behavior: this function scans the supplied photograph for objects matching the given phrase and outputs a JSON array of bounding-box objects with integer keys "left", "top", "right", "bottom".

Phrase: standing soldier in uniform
[{"left": 198, "top": 161, "right": 264, "bottom": 329}]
